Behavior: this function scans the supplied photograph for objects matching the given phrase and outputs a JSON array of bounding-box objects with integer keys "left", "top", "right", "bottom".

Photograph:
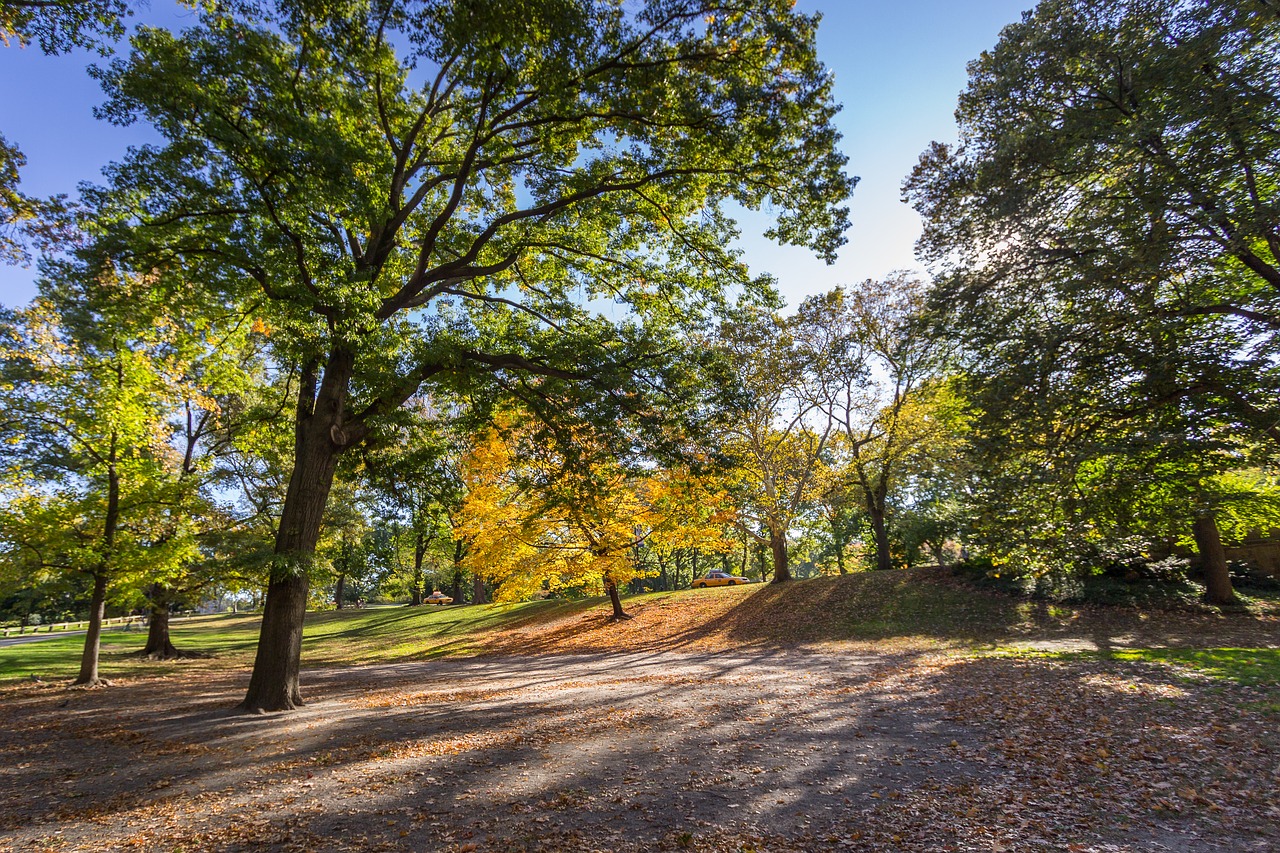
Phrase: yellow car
[
  {"left": 424, "top": 591, "right": 454, "bottom": 605},
  {"left": 691, "top": 570, "right": 751, "bottom": 589}
]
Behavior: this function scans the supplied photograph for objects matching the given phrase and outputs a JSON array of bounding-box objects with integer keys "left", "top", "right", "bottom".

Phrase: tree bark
[
  {"left": 459, "top": 539, "right": 486, "bottom": 605},
  {"left": 605, "top": 577, "right": 630, "bottom": 620},
  {"left": 141, "top": 605, "right": 179, "bottom": 658},
  {"left": 334, "top": 574, "right": 346, "bottom": 610},
  {"left": 140, "top": 585, "right": 182, "bottom": 659},
  {"left": 74, "top": 571, "right": 109, "bottom": 686},
  {"left": 831, "top": 516, "right": 847, "bottom": 575},
  {"left": 868, "top": 506, "right": 893, "bottom": 572},
  {"left": 450, "top": 565, "right": 464, "bottom": 604},
  {"left": 769, "top": 525, "right": 792, "bottom": 583},
  {"left": 1193, "top": 510, "right": 1237, "bottom": 606},
  {"left": 411, "top": 531, "right": 426, "bottom": 605},
  {"left": 240, "top": 358, "right": 348, "bottom": 712},
  {"left": 75, "top": 458, "right": 118, "bottom": 687},
  {"left": 929, "top": 542, "right": 949, "bottom": 571}
]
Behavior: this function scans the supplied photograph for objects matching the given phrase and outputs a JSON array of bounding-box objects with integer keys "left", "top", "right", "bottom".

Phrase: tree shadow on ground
[{"left": 2, "top": 646, "right": 1274, "bottom": 852}]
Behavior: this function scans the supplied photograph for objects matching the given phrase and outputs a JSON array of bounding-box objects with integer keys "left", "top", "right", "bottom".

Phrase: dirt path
[{"left": 1, "top": 649, "right": 1276, "bottom": 852}]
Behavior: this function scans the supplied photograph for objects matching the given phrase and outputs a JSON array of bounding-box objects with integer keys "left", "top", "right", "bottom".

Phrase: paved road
[{"left": 0, "top": 625, "right": 143, "bottom": 648}]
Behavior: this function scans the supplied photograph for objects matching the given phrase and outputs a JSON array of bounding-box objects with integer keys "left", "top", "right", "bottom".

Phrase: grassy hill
[{"left": 2, "top": 567, "right": 1277, "bottom": 685}]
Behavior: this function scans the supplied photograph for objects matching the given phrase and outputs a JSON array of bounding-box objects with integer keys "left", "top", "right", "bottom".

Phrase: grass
[
  {"left": 2, "top": 568, "right": 1276, "bottom": 686},
  {"left": 0, "top": 599, "right": 600, "bottom": 684},
  {"left": 1103, "top": 647, "right": 1280, "bottom": 688}
]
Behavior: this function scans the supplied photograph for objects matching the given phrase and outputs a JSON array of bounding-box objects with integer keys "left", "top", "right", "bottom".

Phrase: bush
[
  {"left": 950, "top": 557, "right": 1035, "bottom": 596},
  {"left": 953, "top": 552, "right": 1205, "bottom": 608},
  {"left": 1226, "top": 560, "right": 1280, "bottom": 593}
]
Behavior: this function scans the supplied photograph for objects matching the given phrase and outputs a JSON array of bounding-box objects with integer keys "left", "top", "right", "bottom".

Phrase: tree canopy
[{"left": 82, "top": 0, "right": 854, "bottom": 710}]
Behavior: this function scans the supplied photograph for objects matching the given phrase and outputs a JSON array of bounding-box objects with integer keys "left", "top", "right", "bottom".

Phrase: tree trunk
[
  {"left": 75, "top": 459, "right": 118, "bottom": 687},
  {"left": 450, "top": 564, "right": 464, "bottom": 604},
  {"left": 334, "top": 574, "right": 346, "bottom": 610},
  {"left": 1193, "top": 510, "right": 1236, "bottom": 606},
  {"left": 832, "top": 516, "right": 847, "bottom": 575},
  {"left": 455, "top": 538, "right": 484, "bottom": 605},
  {"left": 929, "top": 541, "right": 949, "bottom": 571},
  {"left": 605, "top": 577, "right": 630, "bottom": 620},
  {"left": 141, "top": 606, "right": 178, "bottom": 658},
  {"left": 868, "top": 506, "right": 892, "bottom": 572},
  {"left": 411, "top": 531, "right": 426, "bottom": 605},
  {"left": 140, "top": 585, "right": 180, "bottom": 659},
  {"left": 74, "top": 571, "right": 109, "bottom": 686},
  {"left": 769, "top": 525, "right": 792, "bottom": 583},
  {"left": 240, "top": 375, "right": 346, "bottom": 712}
]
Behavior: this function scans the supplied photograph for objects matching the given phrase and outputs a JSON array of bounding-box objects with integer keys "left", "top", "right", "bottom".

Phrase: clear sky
[{"left": 0, "top": 0, "right": 1033, "bottom": 309}]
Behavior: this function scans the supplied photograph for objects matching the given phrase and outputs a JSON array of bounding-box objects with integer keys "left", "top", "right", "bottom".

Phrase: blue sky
[{"left": 0, "top": 0, "right": 1032, "bottom": 309}]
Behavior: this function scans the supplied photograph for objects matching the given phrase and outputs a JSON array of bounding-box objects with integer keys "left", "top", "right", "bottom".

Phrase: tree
[
  {"left": 2, "top": 0, "right": 130, "bottom": 266},
  {"left": 904, "top": 0, "right": 1280, "bottom": 603},
  {"left": 796, "top": 277, "right": 954, "bottom": 572},
  {"left": 713, "top": 307, "right": 832, "bottom": 582},
  {"left": 360, "top": 399, "right": 464, "bottom": 606},
  {"left": 1, "top": 0, "right": 128, "bottom": 54},
  {"left": 91, "top": 0, "right": 853, "bottom": 710},
  {"left": 458, "top": 413, "right": 651, "bottom": 619},
  {"left": 0, "top": 272, "right": 201, "bottom": 684}
]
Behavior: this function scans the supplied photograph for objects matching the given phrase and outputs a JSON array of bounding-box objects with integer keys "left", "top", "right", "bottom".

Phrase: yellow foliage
[{"left": 457, "top": 414, "right": 733, "bottom": 602}]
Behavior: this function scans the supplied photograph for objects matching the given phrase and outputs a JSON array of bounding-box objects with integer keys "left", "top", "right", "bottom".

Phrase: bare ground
[{"left": 1, "top": 645, "right": 1277, "bottom": 852}]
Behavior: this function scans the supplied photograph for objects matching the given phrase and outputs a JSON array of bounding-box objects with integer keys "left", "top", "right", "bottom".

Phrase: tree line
[{"left": 2, "top": 0, "right": 1279, "bottom": 713}]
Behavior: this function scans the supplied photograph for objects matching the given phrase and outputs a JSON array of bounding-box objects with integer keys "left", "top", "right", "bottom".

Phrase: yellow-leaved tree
[{"left": 458, "top": 413, "right": 733, "bottom": 620}]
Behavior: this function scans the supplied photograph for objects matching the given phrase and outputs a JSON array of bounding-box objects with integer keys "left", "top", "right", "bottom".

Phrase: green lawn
[{"left": 0, "top": 602, "right": 569, "bottom": 684}]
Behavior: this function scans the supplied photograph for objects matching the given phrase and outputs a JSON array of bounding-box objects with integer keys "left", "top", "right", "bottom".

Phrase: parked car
[
  {"left": 691, "top": 570, "right": 752, "bottom": 589},
  {"left": 424, "top": 591, "right": 454, "bottom": 605}
]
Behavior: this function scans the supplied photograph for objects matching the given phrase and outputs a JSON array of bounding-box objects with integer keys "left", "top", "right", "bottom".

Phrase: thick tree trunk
[
  {"left": 74, "top": 572, "right": 109, "bottom": 686},
  {"left": 769, "top": 525, "right": 792, "bottom": 583},
  {"left": 605, "top": 577, "right": 630, "bottom": 620},
  {"left": 240, "top": 375, "right": 346, "bottom": 712},
  {"left": 1193, "top": 510, "right": 1237, "bottom": 606},
  {"left": 140, "top": 594, "right": 179, "bottom": 659},
  {"left": 868, "top": 506, "right": 892, "bottom": 572},
  {"left": 334, "top": 574, "right": 346, "bottom": 610}
]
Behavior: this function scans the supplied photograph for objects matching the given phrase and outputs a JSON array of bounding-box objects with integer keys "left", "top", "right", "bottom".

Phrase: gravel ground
[{"left": 1, "top": 649, "right": 1276, "bottom": 852}]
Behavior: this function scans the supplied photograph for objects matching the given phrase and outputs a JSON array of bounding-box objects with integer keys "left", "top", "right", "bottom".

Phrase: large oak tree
[
  {"left": 90, "top": 0, "right": 853, "bottom": 710},
  {"left": 905, "top": 0, "right": 1280, "bottom": 602}
]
